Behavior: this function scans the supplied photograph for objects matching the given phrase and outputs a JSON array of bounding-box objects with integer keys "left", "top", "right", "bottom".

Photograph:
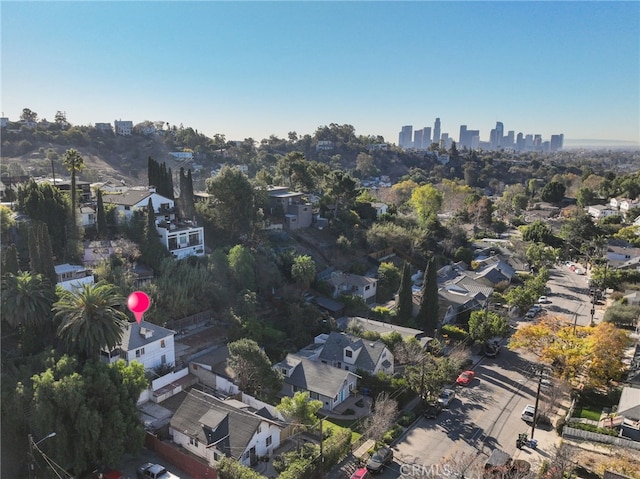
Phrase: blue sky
[{"left": 2, "top": 1, "right": 639, "bottom": 146}]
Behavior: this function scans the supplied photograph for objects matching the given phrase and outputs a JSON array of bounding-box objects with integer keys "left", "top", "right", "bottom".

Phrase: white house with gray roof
[
  {"left": 170, "top": 389, "right": 283, "bottom": 466},
  {"left": 275, "top": 355, "right": 358, "bottom": 411},
  {"left": 313, "top": 332, "right": 393, "bottom": 375},
  {"left": 329, "top": 272, "right": 378, "bottom": 304},
  {"left": 101, "top": 320, "right": 175, "bottom": 371}
]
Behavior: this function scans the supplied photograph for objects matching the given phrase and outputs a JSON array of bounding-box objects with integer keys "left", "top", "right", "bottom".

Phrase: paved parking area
[{"left": 117, "top": 447, "right": 193, "bottom": 479}]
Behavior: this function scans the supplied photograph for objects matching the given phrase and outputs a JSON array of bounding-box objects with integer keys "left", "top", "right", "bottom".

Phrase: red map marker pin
[{"left": 127, "top": 291, "right": 150, "bottom": 324}]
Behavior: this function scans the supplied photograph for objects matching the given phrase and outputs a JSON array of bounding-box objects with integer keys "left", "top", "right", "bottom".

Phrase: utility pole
[
  {"left": 590, "top": 290, "right": 597, "bottom": 327},
  {"left": 28, "top": 434, "right": 34, "bottom": 479},
  {"left": 531, "top": 367, "right": 543, "bottom": 440}
]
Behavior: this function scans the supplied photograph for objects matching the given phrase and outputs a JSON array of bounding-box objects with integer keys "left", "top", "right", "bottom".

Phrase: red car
[
  {"left": 456, "top": 370, "right": 476, "bottom": 386},
  {"left": 351, "top": 468, "right": 372, "bottom": 479}
]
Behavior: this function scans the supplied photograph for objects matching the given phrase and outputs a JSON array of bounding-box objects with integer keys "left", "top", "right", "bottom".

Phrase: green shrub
[
  {"left": 397, "top": 412, "right": 415, "bottom": 427},
  {"left": 381, "top": 424, "right": 403, "bottom": 444},
  {"left": 441, "top": 324, "right": 469, "bottom": 341},
  {"left": 568, "top": 422, "right": 618, "bottom": 436}
]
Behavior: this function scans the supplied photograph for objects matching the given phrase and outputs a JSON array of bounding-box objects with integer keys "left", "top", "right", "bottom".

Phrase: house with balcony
[
  {"left": 274, "top": 355, "right": 358, "bottom": 411},
  {"left": 55, "top": 263, "right": 94, "bottom": 291},
  {"left": 101, "top": 320, "right": 175, "bottom": 371},
  {"left": 102, "top": 187, "right": 205, "bottom": 260},
  {"left": 328, "top": 272, "right": 378, "bottom": 304},
  {"left": 169, "top": 389, "right": 284, "bottom": 466}
]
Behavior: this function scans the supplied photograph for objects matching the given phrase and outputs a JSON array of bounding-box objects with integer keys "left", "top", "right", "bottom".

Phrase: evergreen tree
[
  {"left": 416, "top": 257, "right": 440, "bottom": 334},
  {"left": 3, "top": 244, "right": 20, "bottom": 275},
  {"left": 96, "top": 188, "right": 108, "bottom": 238},
  {"left": 38, "top": 223, "right": 57, "bottom": 285},
  {"left": 396, "top": 261, "right": 413, "bottom": 325},
  {"left": 140, "top": 198, "right": 168, "bottom": 271}
]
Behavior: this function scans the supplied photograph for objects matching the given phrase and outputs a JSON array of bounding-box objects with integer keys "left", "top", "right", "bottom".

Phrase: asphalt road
[{"left": 542, "top": 264, "right": 603, "bottom": 327}]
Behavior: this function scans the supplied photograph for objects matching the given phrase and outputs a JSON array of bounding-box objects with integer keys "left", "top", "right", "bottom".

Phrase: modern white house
[
  {"left": 101, "top": 320, "right": 176, "bottom": 371},
  {"left": 328, "top": 272, "right": 378, "bottom": 304},
  {"left": 102, "top": 187, "right": 205, "bottom": 260},
  {"left": 79, "top": 206, "right": 96, "bottom": 228},
  {"left": 169, "top": 389, "right": 283, "bottom": 466},
  {"left": 587, "top": 204, "right": 617, "bottom": 221},
  {"left": 114, "top": 120, "right": 133, "bottom": 136},
  {"left": 275, "top": 355, "right": 358, "bottom": 411},
  {"left": 54, "top": 263, "right": 94, "bottom": 291}
]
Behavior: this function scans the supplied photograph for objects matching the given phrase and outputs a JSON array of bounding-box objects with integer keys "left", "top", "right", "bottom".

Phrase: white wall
[{"left": 125, "top": 334, "right": 175, "bottom": 370}]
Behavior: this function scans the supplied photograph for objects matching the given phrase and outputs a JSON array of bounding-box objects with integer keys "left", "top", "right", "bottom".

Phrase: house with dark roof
[
  {"left": 101, "top": 320, "right": 175, "bottom": 371},
  {"left": 169, "top": 389, "right": 283, "bottom": 466},
  {"left": 312, "top": 332, "right": 393, "bottom": 375},
  {"left": 337, "top": 316, "right": 432, "bottom": 348},
  {"left": 274, "top": 355, "right": 358, "bottom": 411},
  {"left": 467, "top": 256, "right": 515, "bottom": 287}
]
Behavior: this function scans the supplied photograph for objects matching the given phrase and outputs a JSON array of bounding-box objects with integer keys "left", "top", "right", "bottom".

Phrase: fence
[
  {"left": 166, "top": 310, "right": 214, "bottom": 334},
  {"left": 562, "top": 426, "right": 640, "bottom": 450},
  {"left": 145, "top": 432, "right": 218, "bottom": 479}
]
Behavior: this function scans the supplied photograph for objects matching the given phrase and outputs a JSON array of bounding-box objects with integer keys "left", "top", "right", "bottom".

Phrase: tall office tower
[
  {"left": 550, "top": 134, "right": 564, "bottom": 152},
  {"left": 440, "top": 133, "right": 451, "bottom": 150},
  {"left": 470, "top": 133, "right": 480, "bottom": 149},
  {"left": 495, "top": 122, "right": 504, "bottom": 148},
  {"left": 506, "top": 130, "right": 515, "bottom": 149},
  {"left": 433, "top": 118, "right": 441, "bottom": 144},
  {"left": 525, "top": 134, "right": 534, "bottom": 150},
  {"left": 489, "top": 128, "right": 498, "bottom": 149},
  {"left": 413, "top": 129, "right": 423, "bottom": 149},
  {"left": 459, "top": 125, "right": 467, "bottom": 146},
  {"left": 516, "top": 132, "right": 525, "bottom": 151},
  {"left": 399, "top": 125, "right": 413, "bottom": 149},
  {"left": 423, "top": 127, "right": 432, "bottom": 147},
  {"left": 534, "top": 134, "right": 542, "bottom": 150}
]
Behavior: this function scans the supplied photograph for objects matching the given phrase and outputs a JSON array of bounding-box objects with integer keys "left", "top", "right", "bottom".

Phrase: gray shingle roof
[
  {"left": 284, "top": 356, "right": 356, "bottom": 398},
  {"left": 617, "top": 387, "right": 640, "bottom": 421},
  {"left": 103, "top": 189, "right": 152, "bottom": 207},
  {"left": 318, "top": 332, "right": 385, "bottom": 372},
  {"left": 170, "top": 389, "right": 265, "bottom": 460},
  {"left": 120, "top": 320, "right": 175, "bottom": 351}
]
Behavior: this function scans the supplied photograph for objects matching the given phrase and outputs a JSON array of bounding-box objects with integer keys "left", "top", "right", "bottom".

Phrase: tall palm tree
[
  {"left": 62, "top": 148, "right": 85, "bottom": 211},
  {"left": 1, "top": 272, "right": 54, "bottom": 329},
  {"left": 53, "top": 281, "right": 128, "bottom": 361}
]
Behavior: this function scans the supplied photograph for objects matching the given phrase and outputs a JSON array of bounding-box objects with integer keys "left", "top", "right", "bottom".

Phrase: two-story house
[
  {"left": 102, "top": 188, "right": 205, "bottom": 260},
  {"left": 54, "top": 263, "right": 94, "bottom": 291},
  {"left": 114, "top": 120, "right": 133, "bottom": 136},
  {"left": 587, "top": 204, "right": 617, "bottom": 221},
  {"left": 266, "top": 186, "right": 313, "bottom": 230},
  {"left": 101, "top": 320, "right": 175, "bottom": 371},
  {"left": 314, "top": 332, "right": 393, "bottom": 375},
  {"left": 170, "top": 390, "right": 283, "bottom": 467},
  {"left": 328, "top": 272, "right": 378, "bottom": 304},
  {"left": 275, "top": 355, "right": 359, "bottom": 411}
]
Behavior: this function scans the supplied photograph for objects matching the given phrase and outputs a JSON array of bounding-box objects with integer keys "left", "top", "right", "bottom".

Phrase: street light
[{"left": 28, "top": 431, "right": 56, "bottom": 479}]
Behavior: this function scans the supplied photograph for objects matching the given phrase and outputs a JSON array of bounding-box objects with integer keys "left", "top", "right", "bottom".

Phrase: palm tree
[
  {"left": 62, "top": 148, "right": 85, "bottom": 211},
  {"left": 1, "top": 272, "right": 54, "bottom": 329},
  {"left": 53, "top": 281, "right": 128, "bottom": 361}
]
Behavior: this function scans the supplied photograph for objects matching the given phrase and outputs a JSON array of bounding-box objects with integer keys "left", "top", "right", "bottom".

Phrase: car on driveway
[
  {"left": 366, "top": 447, "right": 394, "bottom": 473},
  {"left": 437, "top": 388, "right": 456, "bottom": 407},
  {"left": 456, "top": 370, "right": 476, "bottom": 386}
]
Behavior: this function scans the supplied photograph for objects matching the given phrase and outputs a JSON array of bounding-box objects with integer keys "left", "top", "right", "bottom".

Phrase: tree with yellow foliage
[{"left": 509, "top": 316, "right": 631, "bottom": 386}]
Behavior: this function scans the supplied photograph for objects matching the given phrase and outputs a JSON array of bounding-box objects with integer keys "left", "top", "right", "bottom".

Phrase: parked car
[
  {"left": 366, "top": 447, "right": 394, "bottom": 473},
  {"left": 437, "top": 389, "right": 456, "bottom": 407},
  {"left": 137, "top": 463, "right": 180, "bottom": 479},
  {"left": 456, "top": 370, "right": 476, "bottom": 386},
  {"left": 538, "top": 296, "right": 550, "bottom": 304},
  {"left": 424, "top": 402, "right": 443, "bottom": 419},
  {"left": 521, "top": 404, "right": 537, "bottom": 423},
  {"left": 351, "top": 467, "right": 373, "bottom": 479}
]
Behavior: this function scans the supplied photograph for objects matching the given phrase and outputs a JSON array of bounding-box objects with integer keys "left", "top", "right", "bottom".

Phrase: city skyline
[
  {"left": 2, "top": 2, "right": 639, "bottom": 148},
  {"left": 399, "top": 119, "right": 564, "bottom": 152}
]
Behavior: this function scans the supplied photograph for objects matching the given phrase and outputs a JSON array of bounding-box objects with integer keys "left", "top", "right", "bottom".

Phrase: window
[
  {"left": 214, "top": 452, "right": 220, "bottom": 461},
  {"left": 345, "top": 350, "right": 352, "bottom": 358},
  {"left": 161, "top": 339, "right": 166, "bottom": 348},
  {"left": 189, "top": 437, "right": 199, "bottom": 447},
  {"left": 310, "top": 392, "right": 319, "bottom": 400},
  {"left": 257, "top": 426, "right": 262, "bottom": 434},
  {"left": 365, "top": 285, "right": 370, "bottom": 291},
  {"left": 135, "top": 348, "right": 145, "bottom": 358},
  {"left": 266, "top": 436, "right": 272, "bottom": 447},
  {"left": 161, "top": 354, "right": 166, "bottom": 365}
]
